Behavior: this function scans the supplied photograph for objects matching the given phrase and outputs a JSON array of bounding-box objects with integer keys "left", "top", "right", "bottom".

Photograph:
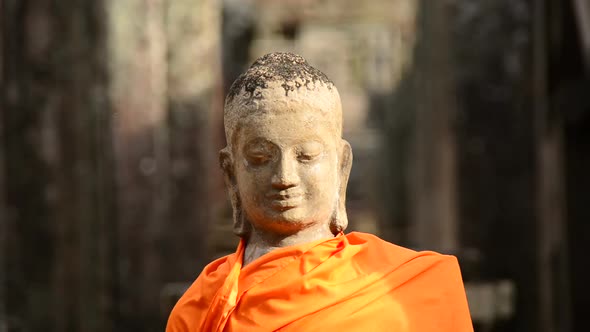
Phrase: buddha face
[{"left": 228, "top": 103, "right": 347, "bottom": 236}]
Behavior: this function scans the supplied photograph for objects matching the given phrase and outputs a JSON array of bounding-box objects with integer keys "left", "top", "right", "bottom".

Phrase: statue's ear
[
  {"left": 330, "top": 139, "right": 353, "bottom": 234},
  {"left": 219, "top": 147, "right": 251, "bottom": 237},
  {"left": 219, "top": 147, "right": 235, "bottom": 187}
]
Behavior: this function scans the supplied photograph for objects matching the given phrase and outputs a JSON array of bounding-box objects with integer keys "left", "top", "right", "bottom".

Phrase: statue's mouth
[{"left": 266, "top": 192, "right": 304, "bottom": 211}]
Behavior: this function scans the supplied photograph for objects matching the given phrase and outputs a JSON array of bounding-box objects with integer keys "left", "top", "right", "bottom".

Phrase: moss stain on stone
[{"left": 227, "top": 52, "right": 333, "bottom": 101}]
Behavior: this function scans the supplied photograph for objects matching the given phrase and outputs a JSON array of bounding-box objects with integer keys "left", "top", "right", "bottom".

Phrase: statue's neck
[{"left": 242, "top": 224, "right": 334, "bottom": 266}]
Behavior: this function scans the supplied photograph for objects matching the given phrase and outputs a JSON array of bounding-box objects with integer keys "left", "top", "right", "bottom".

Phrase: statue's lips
[{"left": 266, "top": 192, "right": 304, "bottom": 211}]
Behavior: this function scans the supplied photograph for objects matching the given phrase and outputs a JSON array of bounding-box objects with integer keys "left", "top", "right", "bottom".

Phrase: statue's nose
[{"left": 271, "top": 157, "right": 300, "bottom": 189}]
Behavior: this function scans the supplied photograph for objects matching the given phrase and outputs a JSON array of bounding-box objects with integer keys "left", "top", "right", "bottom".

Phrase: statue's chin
[
  {"left": 248, "top": 207, "right": 332, "bottom": 236},
  {"left": 259, "top": 208, "right": 309, "bottom": 227}
]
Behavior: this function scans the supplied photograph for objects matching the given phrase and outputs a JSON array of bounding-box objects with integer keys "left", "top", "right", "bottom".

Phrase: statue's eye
[
  {"left": 244, "top": 142, "right": 274, "bottom": 166},
  {"left": 297, "top": 141, "right": 323, "bottom": 163},
  {"left": 247, "top": 152, "right": 271, "bottom": 165}
]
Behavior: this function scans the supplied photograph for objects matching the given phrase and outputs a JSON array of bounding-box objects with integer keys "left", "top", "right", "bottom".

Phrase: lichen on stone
[{"left": 227, "top": 52, "right": 333, "bottom": 101}]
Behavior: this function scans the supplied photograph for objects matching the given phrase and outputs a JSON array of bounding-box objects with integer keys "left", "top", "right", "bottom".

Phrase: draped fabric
[{"left": 166, "top": 232, "right": 473, "bottom": 332}]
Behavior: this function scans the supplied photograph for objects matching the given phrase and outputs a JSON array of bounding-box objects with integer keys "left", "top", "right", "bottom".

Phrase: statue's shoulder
[{"left": 345, "top": 231, "right": 454, "bottom": 271}]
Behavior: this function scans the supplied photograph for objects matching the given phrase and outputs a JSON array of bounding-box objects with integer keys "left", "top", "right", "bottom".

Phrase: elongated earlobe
[
  {"left": 219, "top": 148, "right": 251, "bottom": 237},
  {"left": 330, "top": 140, "right": 353, "bottom": 234}
]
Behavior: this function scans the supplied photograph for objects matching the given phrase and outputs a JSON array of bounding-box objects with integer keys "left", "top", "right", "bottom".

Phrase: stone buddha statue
[
  {"left": 219, "top": 52, "right": 352, "bottom": 265},
  {"left": 166, "top": 52, "right": 473, "bottom": 332}
]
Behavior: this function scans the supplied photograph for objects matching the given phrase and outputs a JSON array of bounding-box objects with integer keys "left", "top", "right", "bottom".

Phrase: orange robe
[{"left": 166, "top": 232, "right": 473, "bottom": 332}]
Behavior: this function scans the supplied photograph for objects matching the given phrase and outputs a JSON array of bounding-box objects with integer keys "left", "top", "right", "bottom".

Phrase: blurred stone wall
[
  {"left": 108, "top": 0, "right": 222, "bottom": 329},
  {"left": 1, "top": 1, "right": 116, "bottom": 330},
  {"left": 0, "top": 0, "right": 222, "bottom": 330}
]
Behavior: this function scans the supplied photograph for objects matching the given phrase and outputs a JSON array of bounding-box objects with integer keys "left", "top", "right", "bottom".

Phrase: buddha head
[{"left": 220, "top": 52, "right": 352, "bottom": 241}]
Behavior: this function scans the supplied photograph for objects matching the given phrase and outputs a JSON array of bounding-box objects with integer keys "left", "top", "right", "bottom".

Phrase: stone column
[
  {"left": 165, "top": 0, "right": 223, "bottom": 278},
  {"left": 452, "top": 1, "right": 537, "bottom": 330},
  {"left": 410, "top": 0, "right": 458, "bottom": 253},
  {"left": 532, "top": 1, "right": 570, "bottom": 331},
  {"left": 108, "top": 0, "right": 221, "bottom": 329},
  {"left": 108, "top": 1, "right": 169, "bottom": 328},
  {"left": 2, "top": 0, "right": 116, "bottom": 331}
]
